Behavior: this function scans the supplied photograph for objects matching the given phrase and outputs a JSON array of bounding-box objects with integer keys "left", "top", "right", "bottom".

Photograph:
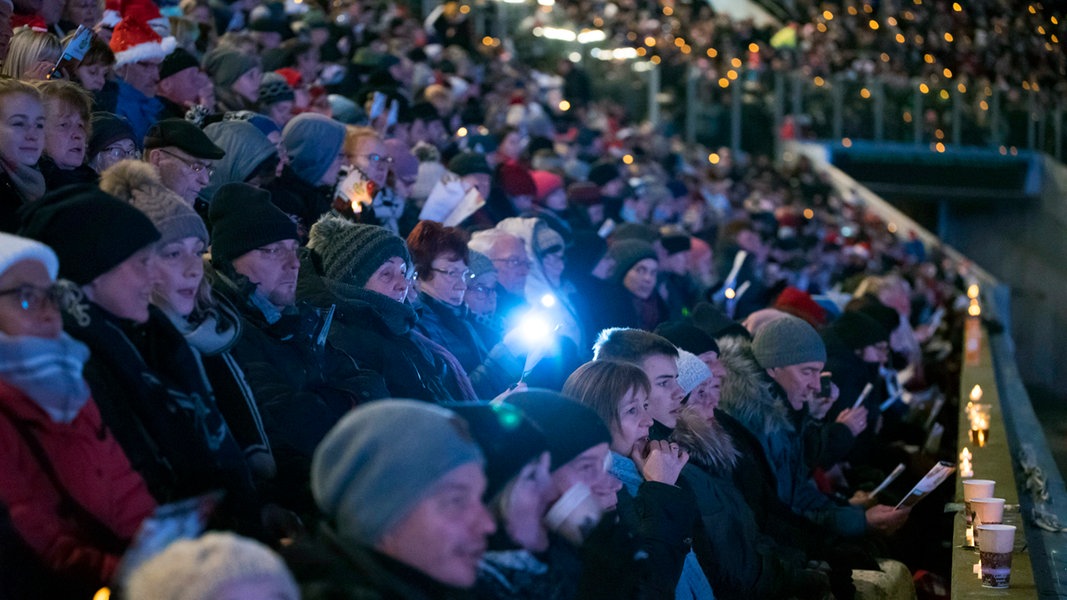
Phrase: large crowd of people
[{"left": 0, "top": 0, "right": 984, "bottom": 598}]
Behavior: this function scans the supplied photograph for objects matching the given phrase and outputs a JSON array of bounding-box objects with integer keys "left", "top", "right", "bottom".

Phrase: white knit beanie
[
  {"left": 124, "top": 532, "right": 299, "bottom": 600},
  {"left": 0, "top": 232, "right": 58, "bottom": 281},
  {"left": 677, "top": 349, "right": 712, "bottom": 395}
]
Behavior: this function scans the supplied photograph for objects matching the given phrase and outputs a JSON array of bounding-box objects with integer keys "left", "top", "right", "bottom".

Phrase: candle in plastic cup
[
  {"left": 544, "top": 483, "right": 602, "bottom": 546},
  {"left": 962, "top": 479, "right": 995, "bottom": 526},
  {"left": 970, "top": 498, "right": 1005, "bottom": 549},
  {"left": 977, "top": 524, "right": 1016, "bottom": 588}
]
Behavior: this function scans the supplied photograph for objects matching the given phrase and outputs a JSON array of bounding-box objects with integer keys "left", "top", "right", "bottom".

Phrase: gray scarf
[{"left": 0, "top": 332, "right": 91, "bottom": 424}]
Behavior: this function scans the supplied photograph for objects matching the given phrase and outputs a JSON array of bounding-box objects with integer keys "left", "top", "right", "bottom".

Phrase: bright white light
[
  {"left": 568, "top": 51, "right": 582, "bottom": 62},
  {"left": 540, "top": 293, "right": 557, "bottom": 308},
  {"left": 516, "top": 313, "right": 552, "bottom": 346},
  {"left": 537, "top": 0, "right": 554, "bottom": 5},
  {"left": 577, "top": 29, "right": 606, "bottom": 44},
  {"left": 537, "top": 27, "right": 577, "bottom": 41}
]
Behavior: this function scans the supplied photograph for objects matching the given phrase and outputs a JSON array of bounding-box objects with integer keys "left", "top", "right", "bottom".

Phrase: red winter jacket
[{"left": 0, "top": 379, "right": 156, "bottom": 586}]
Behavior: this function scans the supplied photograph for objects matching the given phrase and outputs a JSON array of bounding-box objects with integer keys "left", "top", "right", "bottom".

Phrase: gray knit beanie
[
  {"left": 258, "top": 71, "right": 295, "bottom": 107},
  {"left": 100, "top": 160, "right": 208, "bottom": 246},
  {"left": 752, "top": 314, "right": 827, "bottom": 369},
  {"left": 467, "top": 250, "right": 495, "bottom": 278},
  {"left": 311, "top": 399, "right": 484, "bottom": 546},
  {"left": 608, "top": 239, "right": 657, "bottom": 284},
  {"left": 282, "top": 113, "right": 346, "bottom": 186},
  {"left": 125, "top": 532, "right": 299, "bottom": 600},
  {"left": 307, "top": 214, "right": 410, "bottom": 288}
]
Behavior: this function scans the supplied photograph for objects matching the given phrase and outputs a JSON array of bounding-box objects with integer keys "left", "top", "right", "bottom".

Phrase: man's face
[
  {"left": 622, "top": 258, "right": 658, "bottom": 300},
  {"left": 550, "top": 442, "right": 620, "bottom": 511},
  {"left": 148, "top": 146, "right": 214, "bottom": 204},
  {"left": 639, "top": 354, "right": 685, "bottom": 428},
  {"left": 158, "top": 66, "right": 202, "bottom": 106},
  {"left": 119, "top": 59, "right": 163, "bottom": 97},
  {"left": 487, "top": 236, "right": 529, "bottom": 296},
  {"left": 767, "top": 361, "right": 824, "bottom": 411},
  {"left": 376, "top": 462, "right": 495, "bottom": 588},
  {"left": 230, "top": 239, "right": 300, "bottom": 310}
]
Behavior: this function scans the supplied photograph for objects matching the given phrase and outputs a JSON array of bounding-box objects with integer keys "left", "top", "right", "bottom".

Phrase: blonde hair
[
  {"left": 342, "top": 125, "right": 380, "bottom": 162},
  {"left": 1, "top": 28, "right": 62, "bottom": 80}
]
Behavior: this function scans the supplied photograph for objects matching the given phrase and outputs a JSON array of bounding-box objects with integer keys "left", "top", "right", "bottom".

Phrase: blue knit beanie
[
  {"left": 282, "top": 113, "right": 345, "bottom": 186},
  {"left": 751, "top": 314, "right": 826, "bottom": 369}
]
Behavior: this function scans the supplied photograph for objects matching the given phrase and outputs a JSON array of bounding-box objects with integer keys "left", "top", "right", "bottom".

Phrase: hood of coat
[
  {"left": 716, "top": 334, "right": 793, "bottom": 439},
  {"left": 670, "top": 406, "right": 740, "bottom": 474}
]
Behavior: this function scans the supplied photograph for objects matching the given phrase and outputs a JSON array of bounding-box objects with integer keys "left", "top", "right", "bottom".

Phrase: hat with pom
[
  {"left": 109, "top": 12, "right": 176, "bottom": 68},
  {"left": 99, "top": 160, "right": 208, "bottom": 246}
]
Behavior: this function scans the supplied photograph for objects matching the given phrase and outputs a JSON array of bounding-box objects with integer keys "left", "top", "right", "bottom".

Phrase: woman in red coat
[{"left": 0, "top": 232, "right": 156, "bottom": 598}]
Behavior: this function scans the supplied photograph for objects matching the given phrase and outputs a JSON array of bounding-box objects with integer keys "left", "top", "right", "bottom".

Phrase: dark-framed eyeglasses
[
  {"left": 157, "top": 148, "right": 216, "bottom": 176},
  {"left": 430, "top": 267, "right": 473, "bottom": 281},
  {"left": 0, "top": 284, "right": 64, "bottom": 311}
]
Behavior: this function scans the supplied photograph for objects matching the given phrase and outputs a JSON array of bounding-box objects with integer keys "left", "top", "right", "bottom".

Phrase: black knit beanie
[
  {"left": 832, "top": 311, "right": 890, "bottom": 351},
  {"left": 88, "top": 112, "right": 136, "bottom": 157},
  {"left": 209, "top": 182, "right": 297, "bottom": 264},
  {"left": 608, "top": 239, "right": 656, "bottom": 284},
  {"left": 18, "top": 184, "right": 160, "bottom": 285},
  {"left": 306, "top": 214, "right": 410, "bottom": 288},
  {"left": 446, "top": 402, "right": 547, "bottom": 501},
  {"left": 655, "top": 320, "right": 720, "bottom": 356},
  {"left": 508, "top": 389, "right": 611, "bottom": 471}
]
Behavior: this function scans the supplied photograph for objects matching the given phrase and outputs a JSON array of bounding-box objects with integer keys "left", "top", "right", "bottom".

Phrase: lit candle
[
  {"left": 967, "top": 284, "right": 979, "bottom": 299},
  {"left": 970, "top": 385, "right": 982, "bottom": 402}
]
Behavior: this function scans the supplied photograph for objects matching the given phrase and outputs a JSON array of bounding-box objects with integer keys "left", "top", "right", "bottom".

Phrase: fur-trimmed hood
[
  {"left": 99, "top": 158, "right": 169, "bottom": 202},
  {"left": 716, "top": 334, "right": 792, "bottom": 439},
  {"left": 670, "top": 407, "right": 740, "bottom": 474}
]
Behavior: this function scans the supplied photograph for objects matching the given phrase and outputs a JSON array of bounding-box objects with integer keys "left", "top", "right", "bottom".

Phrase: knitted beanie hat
[
  {"left": 258, "top": 72, "right": 295, "bottom": 107},
  {"left": 677, "top": 349, "right": 712, "bottom": 395},
  {"left": 18, "top": 185, "right": 160, "bottom": 285},
  {"left": 124, "top": 532, "right": 299, "bottom": 600},
  {"left": 467, "top": 250, "right": 495, "bottom": 278},
  {"left": 831, "top": 310, "right": 889, "bottom": 351},
  {"left": 446, "top": 402, "right": 547, "bottom": 501},
  {"left": 99, "top": 160, "right": 208, "bottom": 246},
  {"left": 307, "top": 214, "right": 410, "bottom": 288},
  {"left": 312, "top": 400, "right": 484, "bottom": 545},
  {"left": 508, "top": 389, "right": 611, "bottom": 471},
  {"left": 773, "top": 286, "right": 829, "bottom": 328},
  {"left": 282, "top": 113, "right": 346, "bottom": 186},
  {"left": 208, "top": 183, "right": 297, "bottom": 264},
  {"left": 531, "top": 170, "right": 563, "bottom": 203},
  {"left": 533, "top": 221, "right": 564, "bottom": 258},
  {"left": 655, "top": 321, "right": 719, "bottom": 357},
  {"left": 752, "top": 314, "right": 827, "bottom": 369},
  {"left": 88, "top": 112, "right": 136, "bottom": 158},
  {"left": 0, "top": 232, "right": 58, "bottom": 281},
  {"left": 205, "top": 49, "right": 260, "bottom": 89},
  {"left": 607, "top": 239, "right": 656, "bottom": 284}
]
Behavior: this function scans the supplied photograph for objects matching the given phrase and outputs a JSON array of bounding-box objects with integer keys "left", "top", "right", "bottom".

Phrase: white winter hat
[
  {"left": 0, "top": 232, "right": 58, "bottom": 281},
  {"left": 677, "top": 349, "right": 712, "bottom": 395}
]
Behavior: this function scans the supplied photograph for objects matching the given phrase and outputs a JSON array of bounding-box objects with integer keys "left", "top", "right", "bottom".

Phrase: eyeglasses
[
  {"left": 467, "top": 284, "right": 496, "bottom": 296},
  {"left": 359, "top": 153, "right": 394, "bottom": 164},
  {"left": 0, "top": 284, "right": 64, "bottom": 311},
  {"left": 491, "top": 257, "right": 531, "bottom": 269},
  {"left": 158, "top": 148, "right": 216, "bottom": 176},
  {"left": 100, "top": 145, "right": 140, "bottom": 161},
  {"left": 254, "top": 245, "right": 299, "bottom": 262},
  {"left": 430, "top": 267, "right": 472, "bottom": 281},
  {"left": 375, "top": 266, "right": 417, "bottom": 285}
]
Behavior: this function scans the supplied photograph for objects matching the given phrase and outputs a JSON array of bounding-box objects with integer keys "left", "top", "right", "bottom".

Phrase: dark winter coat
[
  {"left": 210, "top": 267, "right": 389, "bottom": 515},
  {"left": 283, "top": 525, "right": 476, "bottom": 600},
  {"left": 716, "top": 336, "right": 866, "bottom": 539},
  {"left": 414, "top": 292, "right": 522, "bottom": 399},
  {"left": 266, "top": 166, "right": 334, "bottom": 237},
  {"left": 296, "top": 260, "right": 474, "bottom": 403}
]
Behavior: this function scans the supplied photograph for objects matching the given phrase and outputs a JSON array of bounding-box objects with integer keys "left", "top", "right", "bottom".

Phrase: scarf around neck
[
  {"left": 0, "top": 332, "right": 91, "bottom": 424},
  {"left": 3, "top": 160, "right": 46, "bottom": 204}
]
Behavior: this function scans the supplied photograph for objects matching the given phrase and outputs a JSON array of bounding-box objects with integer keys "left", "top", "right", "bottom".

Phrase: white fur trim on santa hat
[
  {"left": 113, "top": 35, "right": 176, "bottom": 67},
  {"left": 0, "top": 232, "right": 59, "bottom": 280},
  {"left": 100, "top": 9, "right": 121, "bottom": 27}
]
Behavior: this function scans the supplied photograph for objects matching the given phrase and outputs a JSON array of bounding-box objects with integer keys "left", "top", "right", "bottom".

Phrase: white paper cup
[
  {"left": 544, "top": 483, "right": 602, "bottom": 545},
  {"left": 971, "top": 498, "right": 1005, "bottom": 549},
  {"left": 962, "top": 479, "right": 995, "bottom": 526},
  {"left": 977, "top": 524, "right": 1016, "bottom": 588}
]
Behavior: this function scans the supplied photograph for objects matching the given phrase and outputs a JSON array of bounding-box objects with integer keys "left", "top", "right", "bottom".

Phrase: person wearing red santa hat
[{"left": 108, "top": 0, "right": 175, "bottom": 140}]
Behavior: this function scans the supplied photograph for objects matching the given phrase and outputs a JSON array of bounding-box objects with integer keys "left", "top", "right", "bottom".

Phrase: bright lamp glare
[
  {"left": 517, "top": 313, "right": 552, "bottom": 346},
  {"left": 540, "top": 293, "right": 557, "bottom": 308}
]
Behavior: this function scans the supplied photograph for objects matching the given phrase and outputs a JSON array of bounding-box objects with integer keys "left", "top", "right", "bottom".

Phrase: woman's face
[
  {"left": 64, "top": 0, "right": 101, "bottom": 28},
  {"left": 44, "top": 105, "right": 87, "bottom": 169},
  {"left": 622, "top": 258, "right": 658, "bottom": 300},
  {"left": 232, "top": 67, "right": 263, "bottom": 104},
  {"left": 463, "top": 272, "right": 497, "bottom": 316},
  {"left": 502, "top": 451, "right": 553, "bottom": 552},
  {"left": 541, "top": 249, "right": 564, "bottom": 288},
  {"left": 0, "top": 93, "right": 45, "bottom": 168},
  {"left": 611, "top": 386, "right": 653, "bottom": 456},
  {"left": 0, "top": 259, "right": 62, "bottom": 339},
  {"left": 83, "top": 246, "right": 157, "bottom": 323},
  {"left": 152, "top": 237, "right": 205, "bottom": 318},
  {"left": 353, "top": 136, "right": 390, "bottom": 186},
  {"left": 420, "top": 255, "right": 467, "bottom": 307},
  {"left": 363, "top": 256, "right": 412, "bottom": 303}
]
